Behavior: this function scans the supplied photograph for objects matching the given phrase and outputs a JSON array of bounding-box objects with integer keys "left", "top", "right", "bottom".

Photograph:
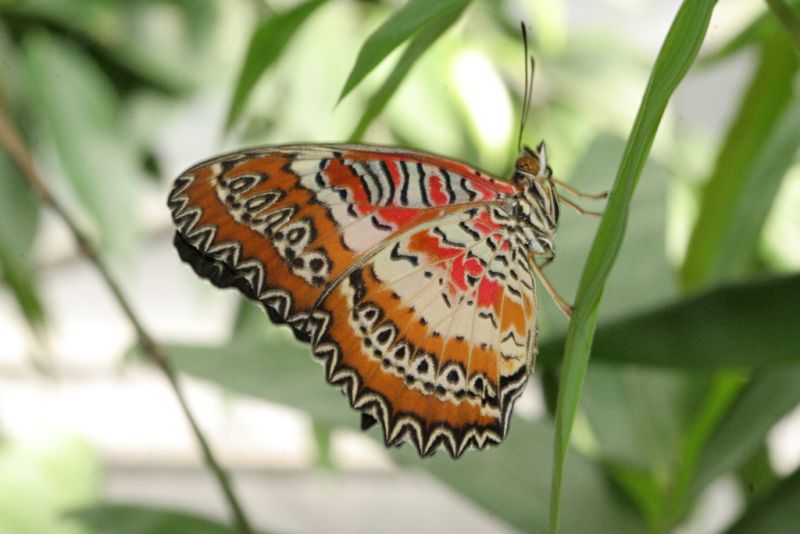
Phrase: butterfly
[{"left": 166, "top": 29, "right": 605, "bottom": 458}]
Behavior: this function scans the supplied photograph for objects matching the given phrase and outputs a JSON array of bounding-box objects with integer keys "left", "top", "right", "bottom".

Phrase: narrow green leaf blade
[
  {"left": 549, "top": 1, "right": 716, "bottom": 531},
  {"left": 337, "top": 0, "right": 470, "bottom": 104},
  {"left": 537, "top": 273, "right": 800, "bottom": 368},
  {"left": 692, "top": 367, "right": 800, "bottom": 494},
  {"left": 225, "top": 0, "right": 328, "bottom": 130},
  {"left": 681, "top": 29, "right": 800, "bottom": 290},
  {"left": 349, "top": 2, "right": 466, "bottom": 141}
]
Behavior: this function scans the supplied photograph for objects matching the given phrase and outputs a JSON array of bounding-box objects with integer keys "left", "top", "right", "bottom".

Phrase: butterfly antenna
[{"left": 517, "top": 23, "right": 535, "bottom": 152}]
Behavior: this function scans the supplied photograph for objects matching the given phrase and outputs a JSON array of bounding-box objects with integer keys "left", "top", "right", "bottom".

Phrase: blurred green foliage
[
  {"left": 0, "top": 434, "right": 99, "bottom": 534},
  {"left": 1, "top": 0, "right": 800, "bottom": 533}
]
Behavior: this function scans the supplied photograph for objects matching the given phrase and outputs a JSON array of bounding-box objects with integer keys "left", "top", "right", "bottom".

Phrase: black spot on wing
[
  {"left": 460, "top": 177, "right": 478, "bottom": 201},
  {"left": 379, "top": 160, "right": 396, "bottom": 205},
  {"left": 399, "top": 160, "right": 411, "bottom": 206},
  {"left": 459, "top": 221, "right": 481, "bottom": 241},
  {"left": 371, "top": 215, "right": 393, "bottom": 231},
  {"left": 432, "top": 227, "right": 465, "bottom": 249},
  {"left": 440, "top": 169, "right": 456, "bottom": 203},
  {"left": 390, "top": 243, "right": 418, "bottom": 266},
  {"left": 418, "top": 163, "right": 429, "bottom": 206}
]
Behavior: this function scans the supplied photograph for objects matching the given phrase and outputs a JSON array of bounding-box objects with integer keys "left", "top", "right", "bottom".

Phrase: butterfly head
[
  {"left": 509, "top": 141, "right": 560, "bottom": 255},
  {"left": 513, "top": 141, "right": 551, "bottom": 183}
]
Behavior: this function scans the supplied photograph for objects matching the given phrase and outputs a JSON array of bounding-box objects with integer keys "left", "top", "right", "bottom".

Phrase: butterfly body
[{"left": 169, "top": 142, "right": 561, "bottom": 457}]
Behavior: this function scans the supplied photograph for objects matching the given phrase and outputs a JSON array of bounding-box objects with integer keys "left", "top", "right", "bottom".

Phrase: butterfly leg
[
  {"left": 558, "top": 195, "right": 604, "bottom": 218},
  {"left": 552, "top": 178, "right": 608, "bottom": 200},
  {"left": 537, "top": 251, "right": 555, "bottom": 270},
  {"left": 529, "top": 255, "right": 573, "bottom": 319}
]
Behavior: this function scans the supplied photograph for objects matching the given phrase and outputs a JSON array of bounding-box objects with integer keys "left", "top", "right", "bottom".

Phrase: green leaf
[
  {"left": 0, "top": 145, "right": 44, "bottom": 326},
  {"left": 578, "top": 365, "right": 718, "bottom": 529},
  {"left": 736, "top": 445, "right": 779, "bottom": 503},
  {"left": 549, "top": 1, "right": 716, "bottom": 531},
  {"left": 166, "top": 329, "right": 358, "bottom": 430},
  {"left": 766, "top": 0, "right": 800, "bottom": 50},
  {"left": 581, "top": 367, "right": 707, "bottom": 473},
  {"left": 225, "top": 0, "right": 328, "bottom": 130},
  {"left": 337, "top": 0, "right": 470, "bottom": 104},
  {"left": 4, "top": 0, "right": 194, "bottom": 94},
  {"left": 538, "top": 273, "right": 800, "bottom": 368},
  {"left": 692, "top": 367, "right": 800, "bottom": 494},
  {"left": 232, "top": 298, "right": 269, "bottom": 337},
  {"left": 23, "top": 31, "right": 140, "bottom": 257},
  {"left": 348, "top": 2, "right": 467, "bottom": 141},
  {"left": 660, "top": 370, "right": 746, "bottom": 528},
  {"left": 681, "top": 28, "right": 800, "bottom": 290},
  {"left": 395, "top": 419, "right": 644, "bottom": 534},
  {"left": 72, "top": 503, "right": 241, "bottom": 534},
  {"left": 698, "top": 10, "right": 774, "bottom": 66},
  {"left": 163, "top": 330, "right": 643, "bottom": 532},
  {"left": 727, "top": 467, "right": 800, "bottom": 534}
]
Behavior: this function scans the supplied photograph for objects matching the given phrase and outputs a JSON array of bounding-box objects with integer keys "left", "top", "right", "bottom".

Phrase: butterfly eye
[{"left": 515, "top": 155, "right": 541, "bottom": 176}]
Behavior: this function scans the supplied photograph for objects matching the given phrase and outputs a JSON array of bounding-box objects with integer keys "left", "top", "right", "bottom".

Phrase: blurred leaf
[
  {"left": 0, "top": 434, "right": 99, "bottom": 534},
  {"left": 661, "top": 370, "right": 745, "bottom": 528},
  {"left": 165, "top": 332, "right": 642, "bottom": 533},
  {"left": 581, "top": 367, "right": 708, "bottom": 473},
  {"left": 337, "top": 0, "right": 470, "bottom": 103},
  {"left": 539, "top": 273, "right": 800, "bottom": 368},
  {"left": 167, "top": 328, "right": 358, "bottom": 429},
  {"left": 699, "top": 10, "right": 774, "bottom": 66},
  {"left": 348, "top": 1, "right": 466, "bottom": 141},
  {"left": 150, "top": 0, "right": 218, "bottom": 47},
  {"left": 736, "top": 445, "right": 779, "bottom": 502},
  {"left": 232, "top": 298, "right": 268, "bottom": 337},
  {"left": 692, "top": 367, "right": 800, "bottom": 494},
  {"left": 3, "top": 0, "right": 194, "bottom": 94},
  {"left": 699, "top": 0, "right": 800, "bottom": 65},
  {"left": 603, "top": 462, "right": 662, "bottom": 528},
  {"left": 0, "top": 145, "right": 44, "bottom": 325},
  {"left": 394, "top": 418, "right": 644, "bottom": 534},
  {"left": 225, "top": 0, "right": 328, "bottom": 130},
  {"left": 551, "top": 2, "right": 715, "bottom": 530},
  {"left": 766, "top": 0, "right": 800, "bottom": 49},
  {"left": 24, "top": 31, "right": 139, "bottom": 257},
  {"left": 727, "top": 467, "right": 800, "bottom": 534},
  {"left": 72, "top": 503, "right": 242, "bottom": 534},
  {"left": 311, "top": 420, "right": 333, "bottom": 469},
  {"left": 681, "top": 28, "right": 800, "bottom": 290}
]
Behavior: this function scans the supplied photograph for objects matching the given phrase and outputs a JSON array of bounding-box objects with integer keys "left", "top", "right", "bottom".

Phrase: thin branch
[{"left": 0, "top": 105, "right": 254, "bottom": 534}]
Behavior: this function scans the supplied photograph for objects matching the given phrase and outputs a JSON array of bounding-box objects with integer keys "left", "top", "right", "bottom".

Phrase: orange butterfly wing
[{"left": 168, "top": 144, "right": 536, "bottom": 457}]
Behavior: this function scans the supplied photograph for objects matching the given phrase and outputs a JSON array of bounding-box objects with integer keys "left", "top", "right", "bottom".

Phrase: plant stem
[{"left": 0, "top": 105, "right": 254, "bottom": 534}]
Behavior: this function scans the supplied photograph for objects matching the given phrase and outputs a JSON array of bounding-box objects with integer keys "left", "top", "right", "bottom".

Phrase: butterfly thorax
[{"left": 506, "top": 144, "right": 560, "bottom": 257}]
